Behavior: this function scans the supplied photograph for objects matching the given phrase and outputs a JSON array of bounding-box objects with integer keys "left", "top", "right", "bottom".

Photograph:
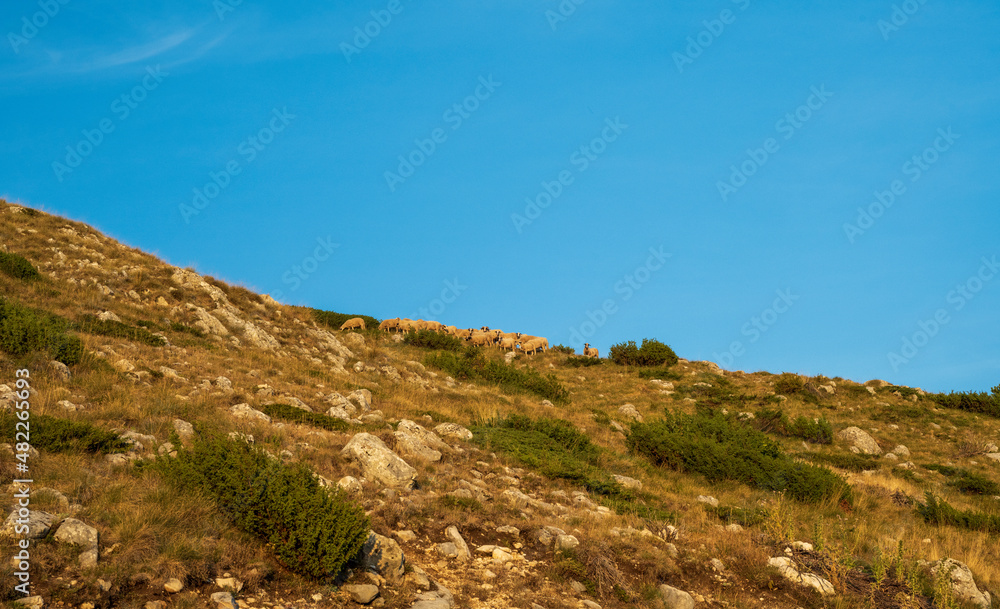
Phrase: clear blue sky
[{"left": 2, "top": 0, "right": 998, "bottom": 393}]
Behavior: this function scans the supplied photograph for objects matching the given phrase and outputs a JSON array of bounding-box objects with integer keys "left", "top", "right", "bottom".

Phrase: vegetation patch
[
  {"left": 472, "top": 415, "right": 674, "bottom": 521},
  {"left": 932, "top": 385, "right": 1000, "bottom": 418},
  {"left": 800, "top": 452, "right": 879, "bottom": 472},
  {"left": 312, "top": 309, "right": 380, "bottom": 332},
  {"left": 924, "top": 464, "right": 1000, "bottom": 495},
  {"left": 425, "top": 347, "right": 569, "bottom": 403},
  {"left": 404, "top": 329, "right": 464, "bottom": 351},
  {"left": 169, "top": 321, "right": 206, "bottom": 338},
  {"left": 257, "top": 403, "right": 350, "bottom": 432},
  {"left": 627, "top": 408, "right": 852, "bottom": 504},
  {"left": 156, "top": 436, "right": 370, "bottom": 580},
  {"left": 550, "top": 344, "right": 575, "bottom": 355},
  {"left": 704, "top": 504, "right": 770, "bottom": 527},
  {"left": 752, "top": 408, "right": 833, "bottom": 444},
  {"left": 609, "top": 339, "right": 678, "bottom": 368},
  {"left": 74, "top": 314, "right": 167, "bottom": 347},
  {"left": 0, "top": 297, "right": 83, "bottom": 365},
  {"left": 0, "top": 251, "right": 42, "bottom": 281},
  {"left": 916, "top": 493, "right": 1000, "bottom": 534},
  {"left": 564, "top": 356, "right": 603, "bottom": 368},
  {"left": 0, "top": 412, "right": 129, "bottom": 454}
]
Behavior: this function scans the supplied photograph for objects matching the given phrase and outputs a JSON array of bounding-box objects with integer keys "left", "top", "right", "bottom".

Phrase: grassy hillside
[{"left": 0, "top": 199, "right": 998, "bottom": 609}]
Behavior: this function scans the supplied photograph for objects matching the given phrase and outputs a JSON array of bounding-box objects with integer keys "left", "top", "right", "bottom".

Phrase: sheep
[
  {"left": 498, "top": 336, "right": 517, "bottom": 351},
  {"left": 443, "top": 325, "right": 460, "bottom": 336},
  {"left": 469, "top": 332, "right": 493, "bottom": 347},
  {"left": 340, "top": 317, "right": 366, "bottom": 331},
  {"left": 378, "top": 318, "right": 400, "bottom": 333},
  {"left": 520, "top": 338, "right": 546, "bottom": 355},
  {"left": 584, "top": 343, "right": 599, "bottom": 358},
  {"left": 397, "top": 319, "right": 418, "bottom": 333}
]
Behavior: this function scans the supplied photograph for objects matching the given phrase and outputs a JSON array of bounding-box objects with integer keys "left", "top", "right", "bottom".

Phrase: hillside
[{"left": 0, "top": 199, "right": 998, "bottom": 609}]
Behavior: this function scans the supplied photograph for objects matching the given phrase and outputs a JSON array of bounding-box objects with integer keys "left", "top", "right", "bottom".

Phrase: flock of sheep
[{"left": 338, "top": 316, "right": 599, "bottom": 357}]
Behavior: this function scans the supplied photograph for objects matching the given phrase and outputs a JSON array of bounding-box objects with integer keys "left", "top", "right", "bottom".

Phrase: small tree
[{"left": 609, "top": 338, "right": 678, "bottom": 367}]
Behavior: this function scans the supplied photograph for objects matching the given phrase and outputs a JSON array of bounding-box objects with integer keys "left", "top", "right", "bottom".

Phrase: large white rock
[
  {"left": 836, "top": 426, "right": 882, "bottom": 455},
  {"left": 229, "top": 403, "right": 271, "bottom": 424},
  {"left": 340, "top": 433, "right": 417, "bottom": 489},
  {"left": 397, "top": 420, "right": 449, "bottom": 452},
  {"left": 394, "top": 431, "right": 442, "bottom": 463},
  {"left": 434, "top": 422, "right": 472, "bottom": 441},
  {"left": 360, "top": 532, "right": 405, "bottom": 585},
  {"left": 659, "top": 584, "right": 694, "bottom": 609},
  {"left": 2, "top": 510, "right": 53, "bottom": 539},
  {"left": 930, "top": 558, "right": 991, "bottom": 609},
  {"left": 768, "top": 556, "right": 835, "bottom": 596}
]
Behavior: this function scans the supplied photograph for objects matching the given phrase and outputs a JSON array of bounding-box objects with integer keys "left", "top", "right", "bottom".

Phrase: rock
[
  {"left": 930, "top": 558, "right": 991, "bottom": 609},
  {"left": 341, "top": 433, "right": 417, "bottom": 489},
  {"left": 3, "top": 510, "right": 54, "bottom": 539},
  {"left": 215, "top": 376, "right": 233, "bottom": 391},
  {"left": 987, "top": 453, "right": 1000, "bottom": 462},
  {"left": 697, "top": 495, "right": 719, "bottom": 507},
  {"left": 50, "top": 360, "right": 71, "bottom": 381},
  {"left": 215, "top": 576, "right": 242, "bottom": 591},
  {"left": 618, "top": 404, "right": 642, "bottom": 422},
  {"left": 554, "top": 534, "right": 579, "bottom": 551},
  {"left": 791, "top": 541, "right": 814, "bottom": 552},
  {"left": 768, "top": 557, "right": 835, "bottom": 596},
  {"left": 173, "top": 419, "right": 195, "bottom": 441},
  {"left": 492, "top": 547, "right": 513, "bottom": 563},
  {"left": 348, "top": 389, "right": 373, "bottom": 411},
  {"left": 725, "top": 523, "right": 744, "bottom": 533},
  {"left": 360, "top": 532, "right": 405, "bottom": 586},
  {"left": 327, "top": 406, "right": 351, "bottom": 420},
  {"left": 54, "top": 517, "right": 98, "bottom": 548},
  {"left": 344, "top": 584, "right": 380, "bottom": 604},
  {"left": 57, "top": 399, "right": 80, "bottom": 412},
  {"left": 210, "top": 591, "right": 237, "bottom": 609},
  {"left": 445, "top": 526, "right": 471, "bottom": 561},
  {"left": 97, "top": 310, "right": 122, "bottom": 322},
  {"left": 437, "top": 542, "right": 459, "bottom": 558},
  {"left": 434, "top": 422, "right": 473, "bottom": 441},
  {"left": 496, "top": 525, "right": 520, "bottom": 537},
  {"left": 709, "top": 558, "right": 726, "bottom": 572},
  {"left": 145, "top": 602, "right": 167, "bottom": 609},
  {"left": 580, "top": 600, "right": 602, "bottom": 609},
  {"left": 394, "top": 431, "right": 442, "bottom": 463},
  {"left": 15, "top": 598, "right": 44, "bottom": 609},
  {"left": 164, "top": 578, "right": 184, "bottom": 593},
  {"left": 569, "top": 580, "right": 587, "bottom": 593},
  {"left": 394, "top": 530, "right": 417, "bottom": 543},
  {"left": 406, "top": 565, "right": 432, "bottom": 590},
  {"left": 113, "top": 358, "right": 135, "bottom": 373},
  {"left": 892, "top": 444, "right": 911, "bottom": 458},
  {"left": 612, "top": 474, "right": 642, "bottom": 490},
  {"left": 397, "top": 420, "right": 449, "bottom": 451},
  {"left": 837, "top": 426, "right": 882, "bottom": 455},
  {"left": 229, "top": 403, "right": 271, "bottom": 424},
  {"left": 659, "top": 584, "right": 694, "bottom": 609}
]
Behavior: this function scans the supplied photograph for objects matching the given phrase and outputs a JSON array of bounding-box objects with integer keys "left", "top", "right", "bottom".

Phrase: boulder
[
  {"left": 659, "top": 585, "right": 694, "bottom": 609},
  {"left": 929, "top": 558, "right": 991, "bottom": 609},
  {"left": 173, "top": 419, "right": 195, "bottom": 442},
  {"left": 50, "top": 360, "right": 71, "bottom": 381},
  {"left": 164, "top": 578, "right": 184, "bottom": 593},
  {"left": 341, "top": 433, "right": 417, "bottom": 489},
  {"left": 612, "top": 474, "right": 642, "bottom": 490},
  {"left": 343, "top": 584, "right": 380, "bottom": 604},
  {"left": 394, "top": 431, "right": 442, "bottom": 462},
  {"left": 229, "top": 403, "right": 271, "bottom": 424},
  {"left": 360, "top": 532, "right": 405, "bottom": 585},
  {"left": 445, "top": 526, "right": 470, "bottom": 561},
  {"left": 618, "top": 404, "right": 642, "bottom": 422},
  {"left": 397, "top": 420, "right": 449, "bottom": 452},
  {"left": 210, "top": 592, "right": 237, "bottom": 609},
  {"left": 554, "top": 534, "right": 579, "bottom": 551},
  {"left": 837, "top": 427, "right": 882, "bottom": 455},
  {"left": 3, "top": 510, "right": 54, "bottom": 539},
  {"left": 434, "top": 423, "right": 473, "bottom": 441},
  {"left": 348, "top": 389, "right": 373, "bottom": 411},
  {"left": 768, "top": 556, "right": 835, "bottom": 596}
]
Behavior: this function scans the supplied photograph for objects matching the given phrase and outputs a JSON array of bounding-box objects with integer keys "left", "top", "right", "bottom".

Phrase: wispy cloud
[{"left": 81, "top": 29, "right": 196, "bottom": 72}]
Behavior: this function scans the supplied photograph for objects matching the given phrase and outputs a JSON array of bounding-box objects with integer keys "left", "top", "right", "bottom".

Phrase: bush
[
  {"left": 609, "top": 339, "right": 678, "bottom": 368},
  {"left": 425, "top": 347, "right": 569, "bottom": 403},
  {"left": 753, "top": 408, "right": 833, "bottom": 444},
  {"left": 74, "top": 315, "right": 167, "bottom": 347},
  {"left": 404, "top": 329, "right": 464, "bottom": 351},
  {"left": 0, "top": 251, "right": 42, "bottom": 281},
  {"left": 157, "top": 437, "right": 369, "bottom": 580},
  {"left": 705, "top": 504, "right": 770, "bottom": 527},
  {"left": 0, "top": 412, "right": 128, "bottom": 454},
  {"left": 258, "top": 403, "right": 351, "bottom": 432},
  {"left": 801, "top": 452, "right": 879, "bottom": 472},
  {"left": 773, "top": 373, "right": 805, "bottom": 395},
  {"left": 169, "top": 321, "right": 206, "bottom": 338},
  {"left": 932, "top": 389, "right": 1000, "bottom": 418},
  {"left": 312, "top": 309, "right": 380, "bottom": 332},
  {"left": 924, "top": 464, "right": 1000, "bottom": 495},
  {"left": 916, "top": 493, "right": 1000, "bottom": 534},
  {"left": 564, "top": 356, "right": 603, "bottom": 368},
  {"left": 0, "top": 298, "right": 83, "bottom": 365},
  {"left": 627, "top": 408, "right": 851, "bottom": 504},
  {"left": 550, "top": 344, "right": 575, "bottom": 355}
]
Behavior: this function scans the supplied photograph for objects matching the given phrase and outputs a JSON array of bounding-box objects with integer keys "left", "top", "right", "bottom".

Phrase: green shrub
[
  {"left": 425, "top": 347, "right": 569, "bottom": 403},
  {"left": 932, "top": 389, "right": 1000, "bottom": 418},
  {"left": 258, "top": 403, "right": 350, "bottom": 432},
  {"left": 636, "top": 369, "right": 684, "bottom": 381},
  {"left": 753, "top": 408, "right": 833, "bottom": 444},
  {"left": 157, "top": 437, "right": 369, "bottom": 580},
  {"left": 773, "top": 373, "right": 805, "bottom": 395},
  {"left": 0, "top": 412, "right": 128, "bottom": 454},
  {"left": 550, "top": 344, "right": 575, "bottom": 355},
  {"left": 924, "top": 464, "right": 1000, "bottom": 495},
  {"left": 705, "top": 504, "right": 770, "bottom": 527},
  {"left": 74, "top": 315, "right": 167, "bottom": 347},
  {"left": 404, "top": 329, "right": 463, "bottom": 351},
  {"left": 0, "top": 251, "right": 42, "bottom": 281},
  {"left": 564, "top": 356, "right": 603, "bottom": 368},
  {"left": 609, "top": 339, "right": 678, "bottom": 368},
  {"left": 801, "top": 452, "right": 879, "bottom": 472},
  {"left": 0, "top": 298, "right": 83, "bottom": 365},
  {"left": 169, "top": 321, "right": 206, "bottom": 338},
  {"left": 627, "top": 408, "right": 851, "bottom": 504},
  {"left": 916, "top": 493, "right": 1000, "bottom": 534},
  {"left": 312, "top": 309, "right": 380, "bottom": 332}
]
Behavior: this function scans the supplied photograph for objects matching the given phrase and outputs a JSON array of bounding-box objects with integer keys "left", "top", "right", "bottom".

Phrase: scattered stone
[
  {"left": 394, "top": 431, "right": 442, "bottom": 463},
  {"left": 97, "top": 310, "right": 122, "bottom": 323},
  {"left": 393, "top": 530, "right": 417, "bottom": 543},
  {"left": 581, "top": 600, "right": 601, "bottom": 609},
  {"left": 434, "top": 422, "right": 473, "bottom": 441},
  {"left": 496, "top": 525, "right": 520, "bottom": 537},
  {"left": 50, "top": 360, "right": 71, "bottom": 381},
  {"left": 341, "top": 433, "right": 417, "bottom": 490},
  {"left": 618, "top": 404, "right": 642, "bottom": 422},
  {"left": 164, "top": 577, "right": 184, "bottom": 593},
  {"left": 348, "top": 389, "right": 373, "bottom": 411},
  {"left": 928, "top": 558, "right": 991, "bottom": 609},
  {"left": 360, "top": 532, "right": 405, "bottom": 586},
  {"left": 437, "top": 542, "right": 459, "bottom": 558},
  {"left": 16, "top": 598, "right": 44, "bottom": 609},
  {"left": 3, "top": 510, "right": 54, "bottom": 539},
  {"left": 791, "top": 541, "right": 814, "bottom": 552},
  {"left": 210, "top": 591, "right": 237, "bottom": 609},
  {"left": 837, "top": 426, "right": 882, "bottom": 455},
  {"left": 768, "top": 556, "right": 835, "bottom": 596},
  {"left": 445, "top": 526, "right": 471, "bottom": 561},
  {"left": 57, "top": 399, "right": 80, "bottom": 412},
  {"left": 659, "top": 584, "right": 694, "bottom": 609},
  {"left": 612, "top": 474, "right": 642, "bottom": 490},
  {"left": 173, "top": 419, "right": 195, "bottom": 442},
  {"left": 697, "top": 495, "right": 719, "bottom": 507},
  {"left": 215, "top": 576, "right": 242, "bottom": 591},
  {"left": 709, "top": 558, "right": 726, "bottom": 572},
  {"left": 229, "top": 403, "right": 271, "bottom": 424},
  {"left": 555, "top": 534, "right": 579, "bottom": 552},
  {"left": 344, "top": 584, "right": 380, "bottom": 604}
]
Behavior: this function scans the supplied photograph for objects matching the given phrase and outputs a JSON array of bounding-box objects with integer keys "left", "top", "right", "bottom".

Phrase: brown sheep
[
  {"left": 340, "top": 317, "right": 366, "bottom": 331},
  {"left": 584, "top": 343, "right": 599, "bottom": 358},
  {"left": 378, "top": 318, "right": 400, "bottom": 332}
]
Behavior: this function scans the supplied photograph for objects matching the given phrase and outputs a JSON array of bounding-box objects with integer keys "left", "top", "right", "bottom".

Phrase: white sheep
[
  {"left": 340, "top": 317, "right": 366, "bottom": 331},
  {"left": 584, "top": 343, "right": 599, "bottom": 358}
]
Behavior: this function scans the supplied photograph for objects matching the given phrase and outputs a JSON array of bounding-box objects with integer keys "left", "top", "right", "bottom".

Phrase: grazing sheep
[
  {"left": 584, "top": 343, "right": 599, "bottom": 358},
  {"left": 340, "top": 317, "right": 366, "bottom": 331},
  {"left": 480, "top": 326, "right": 491, "bottom": 332},
  {"left": 498, "top": 337, "right": 517, "bottom": 351},
  {"left": 469, "top": 332, "right": 493, "bottom": 347},
  {"left": 443, "top": 325, "right": 460, "bottom": 336},
  {"left": 379, "top": 318, "right": 400, "bottom": 333},
  {"left": 520, "top": 338, "right": 546, "bottom": 355},
  {"left": 397, "top": 319, "right": 418, "bottom": 333}
]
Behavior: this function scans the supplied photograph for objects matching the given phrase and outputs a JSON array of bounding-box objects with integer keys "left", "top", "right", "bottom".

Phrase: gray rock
[
  {"left": 569, "top": 580, "right": 587, "bottom": 593},
  {"left": 164, "top": 577, "right": 184, "bottom": 593},
  {"left": 341, "top": 433, "right": 417, "bottom": 489},
  {"left": 554, "top": 534, "right": 579, "bottom": 551},
  {"left": 50, "top": 360, "right": 71, "bottom": 381},
  {"left": 612, "top": 474, "right": 642, "bottom": 490},
  {"left": 618, "top": 404, "right": 642, "bottom": 422},
  {"left": 697, "top": 495, "right": 719, "bottom": 507},
  {"left": 360, "top": 532, "right": 405, "bottom": 585},
  {"left": 214, "top": 376, "right": 233, "bottom": 391},
  {"left": 394, "top": 431, "right": 442, "bottom": 462},
  {"left": 229, "top": 403, "right": 271, "bottom": 424},
  {"left": 434, "top": 422, "right": 473, "bottom": 441},
  {"left": 3, "top": 510, "right": 54, "bottom": 539},
  {"left": 397, "top": 420, "right": 449, "bottom": 451},
  {"left": 930, "top": 558, "right": 991, "bottom": 609},
  {"left": 837, "top": 426, "right": 882, "bottom": 455},
  {"left": 437, "top": 542, "right": 459, "bottom": 558},
  {"left": 337, "top": 476, "right": 363, "bottom": 494},
  {"left": 343, "top": 584, "right": 380, "bottom": 604},
  {"left": 210, "top": 591, "right": 237, "bottom": 609},
  {"left": 173, "top": 419, "right": 195, "bottom": 441},
  {"left": 659, "top": 585, "right": 694, "bottom": 609},
  {"left": 768, "top": 556, "right": 835, "bottom": 596},
  {"left": 445, "top": 526, "right": 470, "bottom": 561},
  {"left": 348, "top": 389, "right": 373, "bottom": 411}
]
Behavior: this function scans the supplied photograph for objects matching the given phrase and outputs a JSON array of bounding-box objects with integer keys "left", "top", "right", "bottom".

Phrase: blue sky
[{"left": 2, "top": 0, "right": 998, "bottom": 393}]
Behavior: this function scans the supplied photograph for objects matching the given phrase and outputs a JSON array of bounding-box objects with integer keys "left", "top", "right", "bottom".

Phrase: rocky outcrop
[
  {"left": 837, "top": 426, "right": 882, "bottom": 455},
  {"left": 928, "top": 558, "right": 992, "bottom": 609},
  {"left": 768, "top": 556, "right": 835, "bottom": 596},
  {"left": 360, "top": 532, "right": 405, "bottom": 585},
  {"left": 341, "top": 433, "right": 417, "bottom": 489}
]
